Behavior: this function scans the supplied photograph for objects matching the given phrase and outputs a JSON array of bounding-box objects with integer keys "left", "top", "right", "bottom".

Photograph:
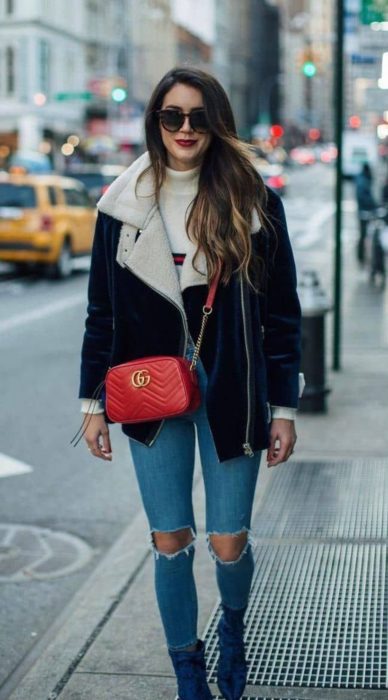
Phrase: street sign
[
  {"left": 360, "top": 0, "right": 388, "bottom": 24},
  {"left": 54, "top": 91, "right": 92, "bottom": 101},
  {"left": 351, "top": 53, "right": 378, "bottom": 63}
]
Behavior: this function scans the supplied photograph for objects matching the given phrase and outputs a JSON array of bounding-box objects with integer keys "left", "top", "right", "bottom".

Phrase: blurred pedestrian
[
  {"left": 383, "top": 175, "right": 388, "bottom": 206},
  {"left": 77, "top": 67, "right": 302, "bottom": 700},
  {"left": 355, "top": 162, "right": 377, "bottom": 265},
  {"left": 382, "top": 174, "right": 388, "bottom": 223}
]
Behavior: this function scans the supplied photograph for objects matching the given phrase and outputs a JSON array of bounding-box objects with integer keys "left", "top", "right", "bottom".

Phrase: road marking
[
  {"left": 288, "top": 199, "right": 357, "bottom": 248},
  {"left": 289, "top": 203, "right": 335, "bottom": 249},
  {"left": 0, "top": 453, "right": 33, "bottom": 478},
  {"left": 0, "top": 293, "right": 85, "bottom": 334}
]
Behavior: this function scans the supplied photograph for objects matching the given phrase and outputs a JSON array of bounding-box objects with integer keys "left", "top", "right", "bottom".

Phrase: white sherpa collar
[
  {"left": 97, "top": 151, "right": 155, "bottom": 229},
  {"left": 97, "top": 151, "right": 261, "bottom": 313}
]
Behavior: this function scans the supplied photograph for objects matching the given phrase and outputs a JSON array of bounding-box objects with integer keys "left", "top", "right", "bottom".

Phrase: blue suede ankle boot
[
  {"left": 168, "top": 639, "right": 212, "bottom": 700},
  {"left": 217, "top": 604, "right": 248, "bottom": 700}
]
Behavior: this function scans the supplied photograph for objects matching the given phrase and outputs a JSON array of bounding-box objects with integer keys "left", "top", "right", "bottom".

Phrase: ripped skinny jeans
[{"left": 129, "top": 343, "right": 261, "bottom": 651}]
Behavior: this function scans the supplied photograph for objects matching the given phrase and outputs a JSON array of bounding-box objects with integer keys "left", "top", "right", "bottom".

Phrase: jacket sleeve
[
  {"left": 79, "top": 211, "right": 114, "bottom": 399},
  {"left": 263, "top": 189, "right": 302, "bottom": 408}
]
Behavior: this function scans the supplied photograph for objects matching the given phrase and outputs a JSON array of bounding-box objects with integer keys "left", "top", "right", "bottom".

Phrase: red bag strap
[
  {"left": 204, "top": 265, "right": 222, "bottom": 310},
  {"left": 190, "top": 264, "right": 222, "bottom": 370}
]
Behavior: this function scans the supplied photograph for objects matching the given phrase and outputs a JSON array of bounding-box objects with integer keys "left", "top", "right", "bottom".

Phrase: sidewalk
[{"left": 5, "top": 211, "right": 388, "bottom": 700}]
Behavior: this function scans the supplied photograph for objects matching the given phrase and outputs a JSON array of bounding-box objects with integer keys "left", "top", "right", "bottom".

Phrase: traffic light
[
  {"left": 308, "top": 127, "right": 321, "bottom": 141},
  {"left": 111, "top": 87, "right": 127, "bottom": 103},
  {"left": 349, "top": 115, "right": 361, "bottom": 128},
  {"left": 302, "top": 61, "right": 317, "bottom": 78},
  {"left": 270, "top": 124, "right": 284, "bottom": 139}
]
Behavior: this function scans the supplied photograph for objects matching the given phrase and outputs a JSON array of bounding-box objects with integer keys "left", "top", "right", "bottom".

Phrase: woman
[{"left": 78, "top": 67, "right": 302, "bottom": 700}]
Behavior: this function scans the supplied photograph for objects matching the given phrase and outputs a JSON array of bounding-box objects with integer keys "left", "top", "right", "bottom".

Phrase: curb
[
  {"left": 4, "top": 455, "right": 272, "bottom": 700},
  {"left": 4, "top": 507, "right": 150, "bottom": 700}
]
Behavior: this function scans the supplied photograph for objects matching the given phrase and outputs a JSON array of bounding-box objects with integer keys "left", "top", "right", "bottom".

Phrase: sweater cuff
[
  {"left": 80, "top": 399, "right": 105, "bottom": 415},
  {"left": 271, "top": 406, "right": 297, "bottom": 421}
]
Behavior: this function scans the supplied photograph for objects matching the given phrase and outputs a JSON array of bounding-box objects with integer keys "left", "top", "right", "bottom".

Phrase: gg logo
[{"left": 131, "top": 369, "right": 151, "bottom": 388}]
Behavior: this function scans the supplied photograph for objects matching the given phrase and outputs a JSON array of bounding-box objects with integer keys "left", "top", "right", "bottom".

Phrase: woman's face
[{"left": 159, "top": 83, "right": 212, "bottom": 171}]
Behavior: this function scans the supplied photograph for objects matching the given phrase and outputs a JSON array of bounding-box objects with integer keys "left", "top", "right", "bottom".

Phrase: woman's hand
[
  {"left": 267, "top": 418, "right": 296, "bottom": 467},
  {"left": 83, "top": 414, "right": 112, "bottom": 461}
]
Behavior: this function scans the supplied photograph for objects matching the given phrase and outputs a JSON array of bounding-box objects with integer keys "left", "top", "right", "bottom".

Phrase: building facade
[
  {"left": 127, "top": 0, "right": 176, "bottom": 107},
  {"left": 248, "top": 0, "right": 281, "bottom": 129},
  {"left": 278, "top": 0, "right": 335, "bottom": 142},
  {"left": 213, "top": 0, "right": 281, "bottom": 137},
  {"left": 0, "top": 0, "right": 129, "bottom": 161},
  {"left": 344, "top": 0, "right": 388, "bottom": 134},
  {"left": 175, "top": 24, "right": 212, "bottom": 72}
]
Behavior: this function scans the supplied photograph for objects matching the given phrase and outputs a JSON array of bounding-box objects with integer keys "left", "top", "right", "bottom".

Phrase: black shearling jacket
[{"left": 79, "top": 153, "right": 302, "bottom": 462}]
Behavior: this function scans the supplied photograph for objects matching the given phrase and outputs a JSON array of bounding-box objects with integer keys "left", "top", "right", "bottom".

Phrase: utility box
[{"left": 298, "top": 270, "right": 331, "bottom": 413}]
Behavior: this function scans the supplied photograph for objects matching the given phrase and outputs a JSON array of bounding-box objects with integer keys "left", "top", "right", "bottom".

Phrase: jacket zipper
[
  {"left": 123, "top": 262, "right": 188, "bottom": 447},
  {"left": 240, "top": 275, "right": 254, "bottom": 457}
]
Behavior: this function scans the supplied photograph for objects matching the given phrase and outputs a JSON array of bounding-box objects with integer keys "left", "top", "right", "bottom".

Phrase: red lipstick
[{"left": 175, "top": 140, "right": 197, "bottom": 147}]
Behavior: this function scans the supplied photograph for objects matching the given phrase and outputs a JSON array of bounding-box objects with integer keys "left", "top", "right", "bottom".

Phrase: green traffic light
[
  {"left": 111, "top": 87, "right": 127, "bottom": 102},
  {"left": 303, "top": 61, "right": 317, "bottom": 78}
]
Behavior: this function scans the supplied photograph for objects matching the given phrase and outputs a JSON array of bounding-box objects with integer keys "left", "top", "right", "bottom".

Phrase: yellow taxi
[{"left": 0, "top": 172, "right": 96, "bottom": 278}]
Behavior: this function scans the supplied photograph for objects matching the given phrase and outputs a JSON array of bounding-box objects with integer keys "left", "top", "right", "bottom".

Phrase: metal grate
[
  {"left": 251, "top": 459, "right": 388, "bottom": 542},
  {"left": 204, "top": 460, "right": 388, "bottom": 690}
]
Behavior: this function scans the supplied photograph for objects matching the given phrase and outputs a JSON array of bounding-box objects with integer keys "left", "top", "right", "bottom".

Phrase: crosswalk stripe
[{"left": 0, "top": 453, "right": 33, "bottom": 478}]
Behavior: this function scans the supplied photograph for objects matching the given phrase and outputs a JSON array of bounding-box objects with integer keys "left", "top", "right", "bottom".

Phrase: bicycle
[{"left": 363, "top": 207, "right": 388, "bottom": 289}]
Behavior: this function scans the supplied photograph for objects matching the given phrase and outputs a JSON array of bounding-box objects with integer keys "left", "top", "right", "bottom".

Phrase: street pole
[{"left": 333, "top": 0, "right": 344, "bottom": 371}]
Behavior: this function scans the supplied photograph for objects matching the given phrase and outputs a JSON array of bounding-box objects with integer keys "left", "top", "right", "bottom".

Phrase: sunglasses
[{"left": 156, "top": 108, "right": 210, "bottom": 134}]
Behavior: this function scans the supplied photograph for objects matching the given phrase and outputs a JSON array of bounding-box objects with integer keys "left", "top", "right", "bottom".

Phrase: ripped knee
[
  {"left": 207, "top": 529, "right": 252, "bottom": 563},
  {"left": 150, "top": 526, "right": 196, "bottom": 559}
]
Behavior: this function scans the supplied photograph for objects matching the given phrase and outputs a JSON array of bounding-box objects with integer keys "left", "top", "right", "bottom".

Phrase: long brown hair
[{"left": 141, "top": 67, "right": 270, "bottom": 288}]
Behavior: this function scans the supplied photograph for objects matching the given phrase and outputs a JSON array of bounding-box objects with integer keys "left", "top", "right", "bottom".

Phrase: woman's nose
[{"left": 180, "top": 115, "right": 193, "bottom": 132}]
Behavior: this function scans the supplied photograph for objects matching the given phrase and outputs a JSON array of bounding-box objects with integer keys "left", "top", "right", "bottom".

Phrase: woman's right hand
[{"left": 83, "top": 414, "right": 112, "bottom": 461}]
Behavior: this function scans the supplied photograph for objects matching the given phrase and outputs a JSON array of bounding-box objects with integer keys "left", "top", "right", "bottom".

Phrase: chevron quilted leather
[{"left": 105, "top": 356, "right": 201, "bottom": 423}]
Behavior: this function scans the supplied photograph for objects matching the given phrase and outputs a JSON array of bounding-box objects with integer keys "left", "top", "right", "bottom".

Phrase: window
[
  {"left": 0, "top": 184, "right": 36, "bottom": 208},
  {"left": 86, "top": 44, "right": 99, "bottom": 70},
  {"left": 39, "top": 40, "right": 50, "bottom": 96},
  {"left": 6, "top": 46, "right": 15, "bottom": 95},
  {"left": 47, "top": 186, "right": 57, "bottom": 206},
  {"left": 66, "top": 50, "right": 75, "bottom": 91},
  {"left": 86, "top": 0, "right": 98, "bottom": 34},
  {"left": 64, "top": 188, "right": 90, "bottom": 207}
]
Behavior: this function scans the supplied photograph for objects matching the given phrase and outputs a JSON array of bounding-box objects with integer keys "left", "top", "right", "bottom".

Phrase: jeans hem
[{"left": 167, "top": 636, "right": 199, "bottom": 652}]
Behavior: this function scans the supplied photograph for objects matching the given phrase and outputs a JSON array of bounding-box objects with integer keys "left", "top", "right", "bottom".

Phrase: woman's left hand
[{"left": 267, "top": 418, "right": 297, "bottom": 467}]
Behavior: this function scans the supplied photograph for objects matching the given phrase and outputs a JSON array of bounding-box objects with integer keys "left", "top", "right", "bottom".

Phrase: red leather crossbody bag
[
  {"left": 105, "top": 269, "right": 220, "bottom": 423},
  {"left": 71, "top": 268, "right": 221, "bottom": 446}
]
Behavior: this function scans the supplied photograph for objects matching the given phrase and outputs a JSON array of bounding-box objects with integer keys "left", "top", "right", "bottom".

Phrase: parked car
[
  {"left": 0, "top": 173, "right": 96, "bottom": 278},
  {"left": 62, "top": 164, "right": 126, "bottom": 201},
  {"left": 289, "top": 146, "right": 316, "bottom": 166},
  {"left": 253, "top": 157, "right": 288, "bottom": 197},
  {"left": 319, "top": 142, "right": 337, "bottom": 164}
]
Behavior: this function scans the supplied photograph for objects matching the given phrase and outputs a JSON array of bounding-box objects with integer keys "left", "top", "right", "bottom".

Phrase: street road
[{"left": 0, "top": 162, "right": 356, "bottom": 694}]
